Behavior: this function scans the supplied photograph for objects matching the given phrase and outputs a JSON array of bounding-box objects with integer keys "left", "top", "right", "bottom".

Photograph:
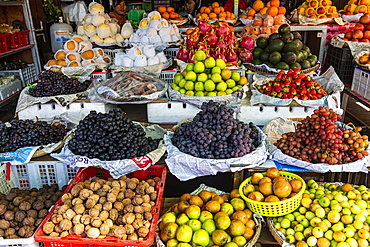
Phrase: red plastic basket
[
  {"left": 0, "top": 33, "right": 11, "bottom": 53},
  {"left": 9, "top": 30, "right": 30, "bottom": 49},
  {"left": 34, "top": 165, "right": 167, "bottom": 247}
]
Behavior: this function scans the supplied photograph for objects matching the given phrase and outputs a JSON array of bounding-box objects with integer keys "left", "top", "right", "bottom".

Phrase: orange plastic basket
[
  {"left": 0, "top": 33, "right": 11, "bottom": 53},
  {"left": 34, "top": 165, "right": 167, "bottom": 247}
]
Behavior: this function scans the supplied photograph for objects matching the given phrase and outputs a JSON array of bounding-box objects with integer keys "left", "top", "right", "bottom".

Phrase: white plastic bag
[{"left": 62, "top": 1, "right": 88, "bottom": 23}]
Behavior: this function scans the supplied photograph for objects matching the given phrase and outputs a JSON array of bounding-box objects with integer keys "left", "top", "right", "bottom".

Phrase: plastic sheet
[
  {"left": 331, "top": 35, "right": 370, "bottom": 57},
  {"left": 88, "top": 71, "right": 168, "bottom": 104},
  {"left": 164, "top": 126, "right": 269, "bottom": 181},
  {"left": 52, "top": 123, "right": 167, "bottom": 179},
  {"left": 250, "top": 66, "right": 343, "bottom": 112}
]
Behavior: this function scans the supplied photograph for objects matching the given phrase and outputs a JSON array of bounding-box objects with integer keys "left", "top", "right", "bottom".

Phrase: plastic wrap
[
  {"left": 331, "top": 35, "right": 370, "bottom": 57},
  {"left": 164, "top": 126, "right": 269, "bottom": 181},
  {"left": 250, "top": 66, "right": 343, "bottom": 112},
  {"left": 88, "top": 71, "right": 168, "bottom": 104},
  {"left": 354, "top": 48, "right": 370, "bottom": 69},
  {"left": 263, "top": 117, "right": 370, "bottom": 173},
  {"left": 52, "top": 123, "right": 166, "bottom": 179}
]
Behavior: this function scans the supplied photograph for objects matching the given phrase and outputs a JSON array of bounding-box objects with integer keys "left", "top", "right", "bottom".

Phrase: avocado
[
  {"left": 307, "top": 58, "right": 317, "bottom": 67},
  {"left": 307, "top": 54, "right": 318, "bottom": 63},
  {"left": 292, "top": 39, "right": 303, "bottom": 51},
  {"left": 301, "top": 46, "right": 310, "bottom": 54},
  {"left": 283, "top": 42, "right": 299, "bottom": 53},
  {"left": 256, "top": 36, "right": 269, "bottom": 49},
  {"left": 275, "top": 61, "right": 290, "bottom": 70},
  {"left": 265, "top": 45, "right": 272, "bottom": 53},
  {"left": 278, "top": 24, "right": 291, "bottom": 35},
  {"left": 292, "top": 31, "right": 302, "bottom": 41},
  {"left": 252, "top": 59, "right": 263, "bottom": 65},
  {"left": 265, "top": 61, "right": 275, "bottom": 68},
  {"left": 301, "top": 50, "right": 309, "bottom": 60},
  {"left": 260, "top": 51, "right": 271, "bottom": 62},
  {"left": 283, "top": 52, "right": 297, "bottom": 65},
  {"left": 296, "top": 51, "right": 304, "bottom": 62},
  {"left": 300, "top": 60, "right": 311, "bottom": 70},
  {"left": 269, "top": 39, "right": 284, "bottom": 52},
  {"left": 269, "top": 51, "right": 282, "bottom": 65},
  {"left": 290, "top": 62, "right": 302, "bottom": 69},
  {"left": 252, "top": 48, "right": 264, "bottom": 60},
  {"left": 268, "top": 33, "right": 281, "bottom": 43},
  {"left": 281, "top": 32, "right": 294, "bottom": 44}
]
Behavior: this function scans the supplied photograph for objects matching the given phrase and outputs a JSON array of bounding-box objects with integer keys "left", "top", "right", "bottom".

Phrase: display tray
[{"left": 245, "top": 63, "right": 320, "bottom": 75}]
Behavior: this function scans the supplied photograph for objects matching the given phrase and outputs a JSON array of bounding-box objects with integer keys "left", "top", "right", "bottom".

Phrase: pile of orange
[
  {"left": 196, "top": 2, "right": 237, "bottom": 21},
  {"left": 241, "top": 15, "right": 287, "bottom": 40},
  {"left": 158, "top": 6, "right": 184, "bottom": 20},
  {"left": 245, "top": 0, "right": 286, "bottom": 19}
]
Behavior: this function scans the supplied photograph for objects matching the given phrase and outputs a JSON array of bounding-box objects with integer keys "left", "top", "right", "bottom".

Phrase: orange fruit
[
  {"left": 260, "top": 7, "right": 268, "bottom": 15},
  {"left": 220, "top": 6, "right": 225, "bottom": 12},
  {"left": 254, "top": 18, "right": 263, "bottom": 27},
  {"left": 267, "top": 1, "right": 271, "bottom": 7},
  {"left": 268, "top": 6, "right": 279, "bottom": 17},
  {"left": 162, "top": 12, "right": 170, "bottom": 19},
  {"left": 201, "top": 13, "right": 209, "bottom": 19},
  {"left": 214, "top": 7, "right": 221, "bottom": 14},
  {"left": 219, "top": 12, "right": 227, "bottom": 18},
  {"left": 167, "top": 7, "right": 175, "bottom": 12},
  {"left": 252, "top": 0, "right": 265, "bottom": 12},
  {"left": 247, "top": 8, "right": 256, "bottom": 16},
  {"left": 240, "top": 14, "right": 247, "bottom": 18},
  {"left": 212, "top": 2, "right": 219, "bottom": 8},
  {"left": 200, "top": 6, "right": 207, "bottom": 13},
  {"left": 209, "top": 12, "right": 217, "bottom": 18},
  {"left": 245, "top": 219, "right": 256, "bottom": 229},
  {"left": 186, "top": 29, "right": 193, "bottom": 35},
  {"left": 158, "top": 6, "right": 167, "bottom": 13},
  {"left": 205, "top": 7, "right": 211, "bottom": 14},
  {"left": 278, "top": 6, "right": 286, "bottom": 15},
  {"left": 170, "top": 12, "right": 178, "bottom": 19},
  {"left": 243, "top": 227, "right": 255, "bottom": 240},
  {"left": 270, "top": 0, "right": 280, "bottom": 7},
  {"left": 226, "top": 11, "right": 231, "bottom": 17}
]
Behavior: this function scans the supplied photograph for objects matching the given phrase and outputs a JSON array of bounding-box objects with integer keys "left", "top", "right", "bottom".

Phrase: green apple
[
  {"left": 285, "top": 235, "right": 296, "bottom": 244},
  {"left": 211, "top": 66, "right": 222, "bottom": 74},
  {"left": 194, "top": 82, "right": 204, "bottom": 91},
  {"left": 185, "top": 71, "right": 197, "bottom": 81},
  {"left": 204, "top": 80, "right": 216, "bottom": 92},
  {"left": 176, "top": 225, "right": 193, "bottom": 242},
  {"left": 312, "top": 227, "right": 324, "bottom": 238},
  {"left": 192, "top": 229, "right": 210, "bottom": 247},
  {"left": 343, "top": 227, "right": 355, "bottom": 238},
  {"left": 195, "top": 50, "right": 206, "bottom": 61},
  {"left": 286, "top": 228, "right": 295, "bottom": 236},
  {"left": 303, "top": 227, "right": 313, "bottom": 238},
  {"left": 307, "top": 236, "right": 317, "bottom": 247},
  {"left": 332, "top": 222, "right": 344, "bottom": 232},
  {"left": 186, "top": 63, "right": 194, "bottom": 72},
  {"left": 319, "top": 197, "right": 330, "bottom": 208},
  {"left": 216, "top": 82, "right": 227, "bottom": 92},
  {"left": 205, "top": 57, "right": 216, "bottom": 68},
  {"left": 355, "top": 214, "right": 367, "bottom": 223},
  {"left": 285, "top": 214, "right": 295, "bottom": 222},
  {"left": 195, "top": 91, "right": 205, "bottom": 96},
  {"left": 325, "top": 230, "right": 334, "bottom": 240},
  {"left": 179, "top": 88, "right": 186, "bottom": 94},
  {"left": 310, "top": 217, "right": 322, "bottom": 227},
  {"left": 187, "top": 219, "right": 202, "bottom": 231},
  {"left": 354, "top": 219, "right": 364, "bottom": 230},
  {"left": 280, "top": 218, "right": 291, "bottom": 229},
  {"left": 199, "top": 211, "right": 213, "bottom": 223},
  {"left": 274, "top": 222, "right": 281, "bottom": 230},
  {"left": 226, "top": 79, "right": 236, "bottom": 88},
  {"left": 225, "top": 89, "right": 233, "bottom": 94},
  {"left": 211, "top": 73, "right": 222, "bottom": 83},
  {"left": 179, "top": 79, "right": 186, "bottom": 88},
  {"left": 231, "top": 72, "right": 240, "bottom": 82},
  {"left": 305, "top": 211, "right": 316, "bottom": 221},
  {"left": 294, "top": 224, "right": 304, "bottom": 232},
  {"left": 295, "top": 232, "right": 305, "bottom": 241},
  {"left": 351, "top": 204, "right": 362, "bottom": 214},
  {"left": 197, "top": 73, "right": 208, "bottom": 82},
  {"left": 299, "top": 207, "right": 307, "bottom": 214},
  {"left": 215, "top": 59, "right": 226, "bottom": 69},
  {"left": 194, "top": 61, "right": 205, "bottom": 73},
  {"left": 184, "top": 81, "right": 194, "bottom": 91},
  {"left": 345, "top": 238, "right": 357, "bottom": 247},
  {"left": 174, "top": 73, "right": 183, "bottom": 84},
  {"left": 356, "top": 200, "right": 368, "bottom": 209},
  {"left": 315, "top": 207, "right": 326, "bottom": 218},
  {"left": 300, "top": 218, "right": 310, "bottom": 228},
  {"left": 207, "top": 91, "right": 217, "bottom": 96}
]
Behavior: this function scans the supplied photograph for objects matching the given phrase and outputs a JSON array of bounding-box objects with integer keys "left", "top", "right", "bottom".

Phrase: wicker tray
[
  {"left": 245, "top": 63, "right": 320, "bottom": 75},
  {"left": 267, "top": 217, "right": 284, "bottom": 245},
  {"left": 169, "top": 18, "right": 188, "bottom": 25}
]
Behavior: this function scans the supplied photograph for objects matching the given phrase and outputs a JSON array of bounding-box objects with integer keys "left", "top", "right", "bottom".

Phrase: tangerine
[
  {"left": 212, "top": 2, "right": 219, "bottom": 8},
  {"left": 243, "top": 227, "right": 255, "bottom": 240},
  {"left": 270, "top": 0, "right": 280, "bottom": 7},
  {"left": 273, "top": 180, "right": 292, "bottom": 198},
  {"left": 247, "top": 8, "right": 256, "bottom": 16},
  {"left": 245, "top": 219, "right": 256, "bottom": 229},
  {"left": 268, "top": 6, "right": 279, "bottom": 17},
  {"left": 205, "top": 7, "right": 211, "bottom": 14},
  {"left": 205, "top": 200, "right": 221, "bottom": 213},
  {"left": 289, "top": 179, "right": 303, "bottom": 193},
  {"left": 214, "top": 7, "right": 221, "bottom": 14},
  {"left": 201, "top": 13, "right": 209, "bottom": 19},
  {"left": 209, "top": 12, "right": 217, "bottom": 19},
  {"left": 200, "top": 6, "right": 207, "bottom": 13},
  {"left": 278, "top": 6, "right": 286, "bottom": 15},
  {"left": 260, "top": 7, "right": 269, "bottom": 15},
  {"left": 266, "top": 168, "right": 280, "bottom": 179},
  {"left": 252, "top": 0, "right": 265, "bottom": 12},
  {"left": 219, "top": 12, "right": 227, "bottom": 18},
  {"left": 170, "top": 12, "right": 178, "bottom": 19},
  {"left": 158, "top": 6, "right": 167, "bottom": 13},
  {"left": 167, "top": 6, "right": 175, "bottom": 12}
]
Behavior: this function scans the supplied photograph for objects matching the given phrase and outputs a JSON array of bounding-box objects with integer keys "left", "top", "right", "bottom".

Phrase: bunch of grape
[
  {"left": 275, "top": 106, "right": 369, "bottom": 164},
  {"left": 0, "top": 119, "right": 68, "bottom": 153},
  {"left": 29, "top": 70, "right": 91, "bottom": 97},
  {"left": 172, "top": 101, "right": 259, "bottom": 159},
  {"left": 68, "top": 109, "right": 160, "bottom": 161}
]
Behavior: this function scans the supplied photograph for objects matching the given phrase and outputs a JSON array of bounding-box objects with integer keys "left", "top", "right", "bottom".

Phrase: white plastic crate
[
  {"left": 102, "top": 48, "right": 123, "bottom": 60},
  {"left": 0, "top": 64, "right": 37, "bottom": 87},
  {"left": 163, "top": 47, "right": 179, "bottom": 58},
  {"left": 352, "top": 67, "right": 370, "bottom": 101},
  {"left": 237, "top": 102, "right": 317, "bottom": 126},
  {"left": 0, "top": 161, "right": 77, "bottom": 247},
  {"left": 18, "top": 100, "right": 116, "bottom": 125},
  {"left": 147, "top": 101, "right": 201, "bottom": 124},
  {"left": 91, "top": 70, "right": 111, "bottom": 82},
  {"left": 0, "top": 78, "right": 22, "bottom": 101},
  {"left": 160, "top": 70, "right": 177, "bottom": 83}
]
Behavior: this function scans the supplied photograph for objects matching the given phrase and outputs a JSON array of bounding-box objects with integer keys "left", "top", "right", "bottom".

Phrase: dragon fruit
[{"left": 237, "top": 48, "right": 253, "bottom": 63}]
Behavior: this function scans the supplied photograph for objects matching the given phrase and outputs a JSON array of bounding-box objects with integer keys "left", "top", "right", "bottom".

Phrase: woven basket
[
  {"left": 267, "top": 217, "right": 284, "bottom": 245},
  {"left": 245, "top": 63, "right": 320, "bottom": 75},
  {"left": 169, "top": 18, "right": 188, "bottom": 25}
]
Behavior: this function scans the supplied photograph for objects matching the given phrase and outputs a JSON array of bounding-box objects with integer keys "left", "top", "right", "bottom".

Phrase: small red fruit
[{"left": 355, "top": 23, "right": 365, "bottom": 31}]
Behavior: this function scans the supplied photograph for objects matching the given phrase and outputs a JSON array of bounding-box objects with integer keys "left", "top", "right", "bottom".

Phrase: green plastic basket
[{"left": 239, "top": 171, "right": 306, "bottom": 217}]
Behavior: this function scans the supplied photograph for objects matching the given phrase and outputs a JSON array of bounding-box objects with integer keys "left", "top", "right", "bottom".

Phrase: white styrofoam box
[
  {"left": 237, "top": 103, "right": 316, "bottom": 126},
  {"left": 91, "top": 70, "right": 111, "bottom": 82},
  {"left": 0, "top": 161, "right": 77, "bottom": 247},
  {"left": 0, "top": 64, "right": 37, "bottom": 87},
  {"left": 352, "top": 67, "right": 370, "bottom": 101},
  {"left": 18, "top": 101, "right": 116, "bottom": 125},
  {"left": 147, "top": 101, "right": 201, "bottom": 124},
  {"left": 0, "top": 78, "right": 22, "bottom": 101}
]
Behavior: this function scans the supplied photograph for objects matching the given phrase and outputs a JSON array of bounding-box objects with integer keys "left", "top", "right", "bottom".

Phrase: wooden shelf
[
  {"left": 0, "top": 1, "right": 25, "bottom": 6},
  {"left": 0, "top": 44, "right": 34, "bottom": 59}
]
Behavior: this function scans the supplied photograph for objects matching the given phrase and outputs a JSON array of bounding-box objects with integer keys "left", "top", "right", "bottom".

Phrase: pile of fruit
[
  {"left": 245, "top": 0, "right": 287, "bottom": 19},
  {"left": 172, "top": 101, "right": 259, "bottom": 159},
  {"left": 357, "top": 51, "right": 370, "bottom": 65},
  {"left": 252, "top": 24, "right": 319, "bottom": 70},
  {"left": 68, "top": 109, "right": 160, "bottom": 161},
  {"left": 159, "top": 189, "right": 258, "bottom": 247},
  {"left": 297, "top": 0, "right": 339, "bottom": 18},
  {"left": 343, "top": 13, "right": 370, "bottom": 41},
  {"left": 171, "top": 51, "right": 247, "bottom": 96},
  {"left": 41, "top": 174, "right": 162, "bottom": 239},
  {"left": 274, "top": 106, "right": 369, "bottom": 164},
  {"left": 157, "top": 6, "right": 184, "bottom": 21},
  {"left": 195, "top": 2, "right": 237, "bottom": 21},
  {"left": 0, "top": 60, "right": 29, "bottom": 70},
  {"left": 0, "top": 185, "right": 63, "bottom": 239},
  {"left": 177, "top": 20, "right": 238, "bottom": 66},
  {"left": 341, "top": 0, "right": 370, "bottom": 15},
  {"left": 0, "top": 119, "right": 68, "bottom": 153},
  {"left": 29, "top": 70, "right": 91, "bottom": 97},
  {"left": 255, "top": 68, "right": 328, "bottom": 100},
  {"left": 272, "top": 180, "right": 370, "bottom": 247},
  {"left": 241, "top": 168, "right": 303, "bottom": 202},
  {"left": 241, "top": 15, "right": 287, "bottom": 40}
]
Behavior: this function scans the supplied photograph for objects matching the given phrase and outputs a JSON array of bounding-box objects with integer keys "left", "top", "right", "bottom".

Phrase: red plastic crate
[
  {"left": 0, "top": 33, "right": 11, "bottom": 53},
  {"left": 9, "top": 30, "right": 30, "bottom": 49},
  {"left": 34, "top": 165, "right": 167, "bottom": 247}
]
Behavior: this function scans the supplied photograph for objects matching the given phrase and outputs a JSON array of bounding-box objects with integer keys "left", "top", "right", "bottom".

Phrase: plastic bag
[
  {"left": 88, "top": 71, "right": 168, "bottom": 104},
  {"left": 62, "top": 1, "right": 88, "bottom": 23}
]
